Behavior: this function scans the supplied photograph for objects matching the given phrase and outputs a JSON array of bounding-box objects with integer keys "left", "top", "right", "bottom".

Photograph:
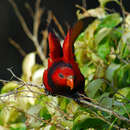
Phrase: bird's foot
[{"left": 70, "top": 92, "right": 81, "bottom": 104}]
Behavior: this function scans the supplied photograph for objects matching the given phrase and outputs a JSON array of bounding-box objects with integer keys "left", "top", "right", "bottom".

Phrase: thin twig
[
  {"left": 0, "top": 77, "right": 130, "bottom": 124},
  {"left": 25, "top": 2, "right": 34, "bottom": 17},
  {"left": 82, "top": 0, "right": 87, "bottom": 9},
  {"left": 9, "top": 0, "right": 33, "bottom": 40},
  {"left": 0, "top": 89, "right": 31, "bottom": 98},
  {"left": 9, "top": 38, "right": 26, "bottom": 56},
  {"left": 7, "top": 68, "right": 24, "bottom": 82},
  {"left": 9, "top": 0, "right": 47, "bottom": 65},
  {"left": 1, "top": 68, "right": 130, "bottom": 124},
  {"left": 0, "top": 79, "right": 43, "bottom": 91},
  {"left": 75, "top": 4, "right": 87, "bottom": 12},
  {"left": 9, "top": 105, "right": 46, "bottom": 122},
  {"left": 33, "top": 0, "right": 43, "bottom": 38},
  {"left": 40, "top": 10, "right": 52, "bottom": 56},
  {"left": 52, "top": 13, "right": 65, "bottom": 38},
  {"left": 41, "top": 30, "right": 48, "bottom": 57},
  {"left": 90, "top": 110, "right": 120, "bottom": 129},
  {"left": 79, "top": 97, "right": 130, "bottom": 123}
]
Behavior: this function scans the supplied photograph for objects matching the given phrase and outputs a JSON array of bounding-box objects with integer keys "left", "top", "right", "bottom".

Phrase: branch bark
[{"left": 9, "top": 0, "right": 47, "bottom": 66}]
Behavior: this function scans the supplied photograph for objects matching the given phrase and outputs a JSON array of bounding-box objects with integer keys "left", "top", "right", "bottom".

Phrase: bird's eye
[{"left": 59, "top": 73, "right": 64, "bottom": 78}]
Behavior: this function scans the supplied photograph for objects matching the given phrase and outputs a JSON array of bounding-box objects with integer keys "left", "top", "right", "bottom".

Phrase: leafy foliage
[{"left": 0, "top": 0, "right": 130, "bottom": 129}]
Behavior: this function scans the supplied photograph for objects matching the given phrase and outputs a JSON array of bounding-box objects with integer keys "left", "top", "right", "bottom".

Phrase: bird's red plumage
[
  {"left": 43, "top": 17, "right": 96, "bottom": 97},
  {"left": 43, "top": 29, "right": 85, "bottom": 96}
]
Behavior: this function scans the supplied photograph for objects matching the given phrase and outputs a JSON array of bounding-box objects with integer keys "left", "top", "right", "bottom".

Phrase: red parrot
[{"left": 43, "top": 17, "right": 96, "bottom": 99}]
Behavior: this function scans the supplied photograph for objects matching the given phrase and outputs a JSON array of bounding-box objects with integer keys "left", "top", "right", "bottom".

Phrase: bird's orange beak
[{"left": 66, "top": 77, "right": 74, "bottom": 90}]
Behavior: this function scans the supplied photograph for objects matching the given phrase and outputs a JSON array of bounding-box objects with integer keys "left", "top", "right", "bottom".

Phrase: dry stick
[
  {"left": 65, "top": 22, "right": 70, "bottom": 31},
  {"left": 7, "top": 68, "right": 24, "bottom": 83},
  {"left": 9, "top": 105, "right": 48, "bottom": 123},
  {"left": 33, "top": 0, "right": 43, "bottom": 38},
  {"left": 41, "top": 30, "right": 48, "bottom": 57},
  {"left": 0, "top": 89, "right": 33, "bottom": 99},
  {"left": 32, "top": 0, "right": 47, "bottom": 65},
  {"left": 1, "top": 78, "right": 130, "bottom": 124},
  {"left": 119, "top": 0, "right": 128, "bottom": 17},
  {"left": 1, "top": 69, "right": 130, "bottom": 124},
  {"left": 52, "top": 13, "right": 66, "bottom": 38},
  {"left": 25, "top": 2, "right": 34, "bottom": 17},
  {"left": 8, "top": 0, "right": 46, "bottom": 65},
  {"left": 0, "top": 79, "right": 43, "bottom": 91},
  {"left": 41, "top": 10, "right": 52, "bottom": 56},
  {"left": 75, "top": 4, "right": 87, "bottom": 12},
  {"left": 8, "top": 0, "right": 33, "bottom": 40},
  {"left": 90, "top": 110, "right": 119, "bottom": 129},
  {"left": 8, "top": 38, "right": 26, "bottom": 56},
  {"left": 82, "top": 0, "right": 87, "bottom": 9},
  {"left": 79, "top": 97, "right": 130, "bottom": 123}
]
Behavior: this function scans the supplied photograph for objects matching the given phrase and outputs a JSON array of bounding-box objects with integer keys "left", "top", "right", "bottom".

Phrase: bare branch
[
  {"left": 79, "top": 97, "right": 130, "bottom": 123},
  {"left": 41, "top": 30, "right": 48, "bottom": 57},
  {"left": 8, "top": 38, "right": 26, "bottom": 56},
  {"left": 25, "top": 2, "right": 34, "bottom": 17},
  {"left": 7, "top": 68, "right": 24, "bottom": 82},
  {"left": 40, "top": 10, "right": 52, "bottom": 56},
  {"left": 9, "top": 0, "right": 47, "bottom": 66},
  {"left": 0, "top": 75, "right": 130, "bottom": 124},
  {"left": 90, "top": 110, "right": 119, "bottom": 129},
  {"left": 82, "top": 0, "right": 87, "bottom": 9},
  {"left": 33, "top": 0, "right": 43, "bottom": 38},
  {"left": 9, "top": 105, "right": 46, "bottom": 122},
  {"left": 52, "top": 13, "right": 65, "bottom": 38},
  {"left": 75, "top": 4, "right": 87, "bottom": 12},
  {"left": 9, "top": 0, "right": 33, "bottom": 40}
]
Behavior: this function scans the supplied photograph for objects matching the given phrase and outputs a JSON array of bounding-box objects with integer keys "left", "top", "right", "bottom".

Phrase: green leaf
[
  {"left": 98, "top": 13, "right": 122, "bottom": 29},
  {"left": 115, "top": 87, "right": 130, "bottom": 100},
  {"left": 76, "top": 32, "right": 85, "bottom": 41},
  {"left": 10, "top": 128, "right": 26, "bottom": 130},
  {"left": 32, "top": 67, "right": 45, "bottom": 84},
  {"left": 27, "top": 105, "right": 42, "bottom": 128},
  {"left": 97, "top": 38, "right": 110, "bottom": 60},
  {"left": 1, "top": 82, "right": 18, "bottom": 93},
  {"left": 106, "top": 63, "right": 121, "bottom": 82},
  {"left": 0, "top": 107, "right": 20, "bottom": 125},
  {"left": 80, "top": 64, "right": 95, "bottom": 78},
  {"left": 50, "top": 125, "right": 56, "bottom": 130},
  {"left": 118, "top": 32, "right": 130, "bottom": 58},
  {"left": 108, "top": 118, "right": 118, "bottom": 130},
  {"left": 86, "top": 79, "right": 104, "bottom": 98},
  {"left": 100, "top": 97, "right": 113, "bottom": 109},
  {"left": 22, "top": 52, "right": 36, "bottom": 81},
  {"left": 114, "top": 102, "right": 130, "bottom": 115},
  {"left": 115, "top": 64, "right": 130, "bottom": 88},
  {"left": 40, "top": 107, "right": 51, "bottom": 120},
  {"left": 95, "top": 28, "right": 111, "bottom": 45},
  {"left": 59, "top": 98, "right": 70, "bottom": 112},
  {"left": 73, "top": 117, "right": 108, "bottom": 130},
  {"left": 10, "top": 123, "right": 26, "bottom": 130}
]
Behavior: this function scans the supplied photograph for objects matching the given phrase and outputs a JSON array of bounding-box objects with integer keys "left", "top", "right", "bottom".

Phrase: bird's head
[{"left": 51, "top": 65, "right": 74, "bottom": 90}]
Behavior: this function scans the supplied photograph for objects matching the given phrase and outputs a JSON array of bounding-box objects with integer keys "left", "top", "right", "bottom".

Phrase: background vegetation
[{"left": 0, "top": 0, "right": 130, "bottom": 129}]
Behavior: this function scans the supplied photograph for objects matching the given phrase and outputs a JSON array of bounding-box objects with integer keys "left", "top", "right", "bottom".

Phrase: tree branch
[
  {"left": 9, "top": 0, "right": 47, "bottom": 66},
  {"left": 79, "top": 97, "right": 130, "bottom": 123},
  {"left": 8, "top": 38, "right": 26, "bottom": 56},
  {"left": 52, "top": 13, "right": 65, "bottom": 38},
  {"left": 0, "top": 68, "right": 130, "bottom": 124},
  {"left": 8, "top": 0, "right": 33, "bottom": 40}
]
